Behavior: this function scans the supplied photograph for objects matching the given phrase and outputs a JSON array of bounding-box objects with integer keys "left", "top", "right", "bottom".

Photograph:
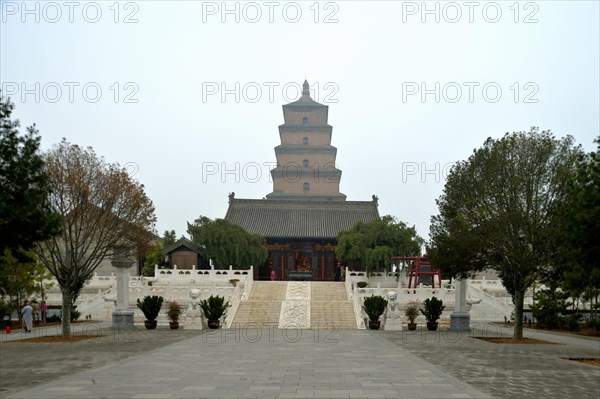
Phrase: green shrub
[
  {"left": 405, "top": 303, "right": 419, "bottom": 323},
  {"left": 587, "top": 318, "right": 600, "bottom": 331},
  {"left": 70, "top": 306, "right": 81, "bottom": 321},
  {"left": 420, "top": 297, "right": 445, "bottom": 323},
  {"left": 356, "top": 281, "right": 368, "bottom": 288},
  {"left": 200, "top": 295, "right": 230, "bottom": 321},
  {"left": 565, "top": 316, "right": 581, "bottom": 331},
  {"left": 167, "top": 301, "right": 182, "bottom": 322},
  {"left": 362, "top": 295, "right": 388, "bottom": 322},
  {"left": 0, "top": 300, "right": 10, "bottom": 327},
  {"left": 136, "top": 295, "right": 164, "bottom": 321},
  {"left": 530, "top": 287, "right": 570, "bottom": 329}
]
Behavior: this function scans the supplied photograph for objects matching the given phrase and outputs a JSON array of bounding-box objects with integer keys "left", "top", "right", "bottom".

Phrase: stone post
[
  {"left": 111, "top": 250, "right": 135, "bottom": 330},
  {"left": 449, "top": 278, "right": 470, "bottom": 332}
]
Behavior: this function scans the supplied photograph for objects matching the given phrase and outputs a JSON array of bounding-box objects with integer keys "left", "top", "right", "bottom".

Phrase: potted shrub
[
  {"left": 405, "top": 302, "right": 419, "bottom": 331},
  {"left": 362, "top": 295, "right": 388, "bottom": 330},
  {"left": 137, "top": 295, "right": 164, "bottom": 329},
  {"left": 167, "top": 301, "right": 182, "bottom": 329},
  {"left": 420, "top": 296, "right": 445, "bottom": 331},
  {"left": 200, "top": 295, "right": 230, "bottom": 329},
  {"left": 356, "top": 281, "right": 368, "bottom": 289}
]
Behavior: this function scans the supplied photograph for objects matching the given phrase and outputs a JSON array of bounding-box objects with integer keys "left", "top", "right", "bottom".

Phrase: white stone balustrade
[{"left": 30, "top": 264, "right": 254, "bottom": 325}]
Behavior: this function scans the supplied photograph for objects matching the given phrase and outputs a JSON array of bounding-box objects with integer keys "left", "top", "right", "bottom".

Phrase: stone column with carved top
[
  {"left": 449, "top": 278, "right": 470, "bottom": 332},
  {"left": 111, "top": 247, "right": 135, "bottom": 330}
]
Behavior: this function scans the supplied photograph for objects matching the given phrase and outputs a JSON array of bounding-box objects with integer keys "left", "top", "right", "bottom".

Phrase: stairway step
[{"left": 232, "top": 282, "right": 358, "bottom": 329}]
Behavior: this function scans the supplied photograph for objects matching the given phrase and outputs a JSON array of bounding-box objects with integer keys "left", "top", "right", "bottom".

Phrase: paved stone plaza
[{"left": 1, "top": 323, "right": 598, "bottom": 399}]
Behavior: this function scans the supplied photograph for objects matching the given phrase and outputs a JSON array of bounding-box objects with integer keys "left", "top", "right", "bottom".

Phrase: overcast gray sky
[{"left": 2, "top": 0, "right": 599, "bottom": 242}]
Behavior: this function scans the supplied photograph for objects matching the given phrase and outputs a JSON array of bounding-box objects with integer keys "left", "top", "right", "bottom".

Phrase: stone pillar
[
  {"left": 112, "top": 254, "right": 135, "bottom": 331},
  {"left": 449, "top": 278, "right": 470, "bottom": 332}
]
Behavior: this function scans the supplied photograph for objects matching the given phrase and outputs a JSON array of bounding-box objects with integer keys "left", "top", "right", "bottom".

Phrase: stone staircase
[
  {"left": 230, "top": 282, "right": 358, "bottom": 329},
  {"left": 231, "top": 282, "right": 286, "bottom": 327},
  {"left": 310, "top": 282, "right": 357, "bottom": 329}
]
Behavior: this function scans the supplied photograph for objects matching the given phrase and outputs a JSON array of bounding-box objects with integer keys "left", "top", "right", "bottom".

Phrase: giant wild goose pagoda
[{"left": 224, "top": 80, "right": 380, "bottom": 281}]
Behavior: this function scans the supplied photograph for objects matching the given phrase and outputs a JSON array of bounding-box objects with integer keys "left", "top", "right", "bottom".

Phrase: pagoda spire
[{"left": 302, "top": 79, "right": 310, "bottom": 97}]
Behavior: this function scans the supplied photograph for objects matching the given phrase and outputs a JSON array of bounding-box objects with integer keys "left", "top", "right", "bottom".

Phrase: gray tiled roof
[
  {"left": 161, "top": 237, "right": 201, "bottom": 255},
  {"left": 284, "top": 96, "right": 326, "bottom": 107},
  {"left": 224, "top": 198, "right": 379, "bottom": 240}
]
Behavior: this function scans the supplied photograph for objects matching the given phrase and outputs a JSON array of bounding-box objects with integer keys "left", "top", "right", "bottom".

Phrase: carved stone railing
[
  {"left": 154, "top": 264, "right": 253, "bottom": 281},
  {"left": 224, "top": 284, "right": 242, "bottom": 329},
  {"left": 34, "top": 264, "right": 255, "bottom": 322}
]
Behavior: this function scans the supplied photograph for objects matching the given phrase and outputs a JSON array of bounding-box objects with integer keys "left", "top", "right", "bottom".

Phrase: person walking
[
  {"left": 21, "top": 301, "right": 33, "bottom": 332},
  {"left": 40, "top": 301, "right": 48, "bottom": 324},
  {"left": 32, "top": 300, "right": 40, "bottom": 325}
]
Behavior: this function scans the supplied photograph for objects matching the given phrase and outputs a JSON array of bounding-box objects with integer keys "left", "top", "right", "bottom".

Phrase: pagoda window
[
  {"left": 303, "top": 182, "right": 310, "bottom": 192},
  {"left": 302, "top": 116, "right": 308, "bottom": 124},
  {"left": 303, "top": 137, "right": 309, "bottom": 145},
  {"left": 303, "top": 159, "right": 309, "bottom": 168}
]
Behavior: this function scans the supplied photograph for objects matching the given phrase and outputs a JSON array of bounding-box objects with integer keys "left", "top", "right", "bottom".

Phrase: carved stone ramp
[{"left": 278, "top": 282, "right": 311, "bottom": 329}]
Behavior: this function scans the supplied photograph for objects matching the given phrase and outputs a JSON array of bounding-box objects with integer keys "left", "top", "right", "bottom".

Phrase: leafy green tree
[
  {"left": 530, "top": 286, "right": 571, "bottom": 329},
  {"left": 141, "top": 230, "right": 177, "bottom": 277},
  {"left": 0, "top": 96, "right": 60, "bottom": 323},
  {"left": 36, "top": 139, "right": 157, "bottom": 337},
  {"left": 141, "top": 243, "right": 163, "bottom": 277},
  {"left": 163, "top": 229, "right": 177, "bottom": 247},
  {"left": 336, "top": 215, "right": 422, "bottom": 275},
  {"left": 429, "top": 128, "right": 580, "bottom": 340},
  {"left": 0, "top": 248, "right": 51, "bottom": 321},
  {"left": 0, "top": 299, "right": 10, "bottom": 327},
  {"left": 552, "top": 135, "right": 600, "bottom": 320},
  {"left": 0, "top": 95, "right": 61, "bottom": 256},
  {"left": 189, "top": 216, "right": 267, "bottom": 268}
]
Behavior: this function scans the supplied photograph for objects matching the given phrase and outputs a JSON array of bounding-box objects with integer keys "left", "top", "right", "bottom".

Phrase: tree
[
  {"left": 336, "top": 215, "right": 422, "bottom": 275},
  {"left": 552, "top": 136, "right": 600, "bottom": 320},
  {"left": 0, "top": 248, "right": 47, "bottom": 321},
  {"left": 35, "top": 139, "right": 156, "bottom": 337},
  {"left": 189, "top": 216, "right": 267, "bottom": 268},
  {"left": 0, "top": 95, "right": 61, "bottom": 255},
  {"left": 163, "top": 229, "right": 177, "bottom": 247},
  {"left": 141, "top": 229, "right": 177, "bottom": 277},
  {"left": 429, "top": 128, "right": 580, "bottom": 340},
  {"left": 0, "top": 96, "right": 60, "bottom": 324},
  {"left": 530, "top": 286, "right": 571, "bottom": 329}
]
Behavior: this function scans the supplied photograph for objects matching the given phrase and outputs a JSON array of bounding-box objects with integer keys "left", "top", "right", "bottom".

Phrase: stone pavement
[
  {"left": 0, "top": 323, "right": 203, "bottom": 396},
  {"left": 2, "top": 325, "right": 490, "bottom": 399},
  {"left": 381, "top": 323, "right": 600, "bottom": 399},
  {"left": 0, "top": 322, "right": 598, "bottom": 399}
]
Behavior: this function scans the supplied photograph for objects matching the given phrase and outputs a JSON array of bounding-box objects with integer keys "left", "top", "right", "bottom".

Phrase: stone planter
[
  {"left": 426, "top": 322, "right": 438, "bottom": 331},
  {"left": 368, "top": 320, "right": 381, "bottom": 330},
  {"left": 144, "top": 320, "right": 157, "bottom": 330},
  {"left": 407, "top": 322, "right": 417, "bottom": 331},
  {"left": 169, "top": 321, "right": 179, "bottom": 330},
  {"left": 207, "top": 319, "right": 220, "bottom": 329}
]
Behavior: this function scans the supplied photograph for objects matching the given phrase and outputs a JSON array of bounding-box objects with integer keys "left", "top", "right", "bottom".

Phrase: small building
[{"left": 161, "top": 237, "right": 203, "bottom": 270}]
